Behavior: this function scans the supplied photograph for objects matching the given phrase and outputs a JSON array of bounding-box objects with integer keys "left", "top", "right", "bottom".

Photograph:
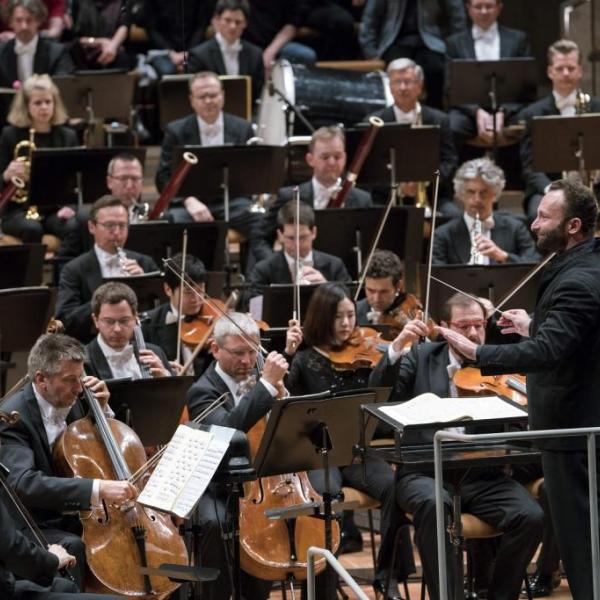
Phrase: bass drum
[{"left": 258, "top": 60, "right": 392, "bottom": 145}]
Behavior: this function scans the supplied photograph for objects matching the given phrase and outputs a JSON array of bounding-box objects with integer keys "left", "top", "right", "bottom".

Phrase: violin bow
[
  {"left": 422, "top": 170, "right": 441, "bottom": 326},
  {"left": 175, "top": 228, "right": 189, "bottom": 365},
  {"left": 293, "top": 185, "right": 301, "bottom": 326}
]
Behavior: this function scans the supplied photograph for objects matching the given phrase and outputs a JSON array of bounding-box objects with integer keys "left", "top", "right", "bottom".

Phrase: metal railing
[
  {"left": 433, "top": 426, "right": 600, "bottom": 600},
  {"left": 306, "top": 546, "right": 370, "bottom": 600}
]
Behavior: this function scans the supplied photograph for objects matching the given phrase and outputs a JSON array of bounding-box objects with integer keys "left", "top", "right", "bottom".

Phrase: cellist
[{"left": 0, "top": 333, "right": 137, "bottom": 592}]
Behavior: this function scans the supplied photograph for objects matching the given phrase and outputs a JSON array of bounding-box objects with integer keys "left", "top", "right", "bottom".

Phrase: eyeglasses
[
  {"left": 109, "top": 175, "right": 143, "bottom": 183},
  {"left": 94, "top": 221, "right": 129, "bottom": 231},
  {"left": 191, "top": 92, "right": 222, "bottom": 102},
  {"left": 449, "top": 320, "right": 487, "bottom": 332},
  {"left": 390, "top": 78, "right": 419, "bottom": 88},
  {"left": 468, "top": 2, "right": 498, "bottom": 12},
  {"left": 98, "top": 316, "right": 135, "bottom": 327},
  {"left": 221, "top": 346, "right": 258, "bottom": 359}
]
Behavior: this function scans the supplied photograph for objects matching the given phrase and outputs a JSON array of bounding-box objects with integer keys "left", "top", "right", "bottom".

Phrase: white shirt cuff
[{"left": 387, "top": 344, "right": 404, "bottom": 365}]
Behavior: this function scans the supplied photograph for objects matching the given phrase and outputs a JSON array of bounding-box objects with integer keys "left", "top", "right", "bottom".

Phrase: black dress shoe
[
  {"left": 372, "top": 577, "right": 404, "bottom": 600},
  {"left": 524, "top": 571, "right": 561, "bottom": 598},
  {"left": 338, "top": 528, "right": 363, "bottom": 554}
]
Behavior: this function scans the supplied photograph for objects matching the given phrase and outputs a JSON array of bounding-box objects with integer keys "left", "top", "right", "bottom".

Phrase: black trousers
[
  {"left": 396, "top": 470, "right": 543, "bottom": 600},
  {"left": 1, "top": 209, "right": 76, "bottom": 243},
  {"left": 541, "top": 448, "right": 600, "bottom": 600},
  {"left": 14, "top": 576, "right": 121, "bottom": 600},
  {"left": 37, "top": 529, "right": 86, "bottom": 593}
]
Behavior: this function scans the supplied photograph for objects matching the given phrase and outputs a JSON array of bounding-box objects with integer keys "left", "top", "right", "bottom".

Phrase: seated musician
[
  {"left": 155, "top": 71, "right": 270, "bottom": 268},
  {"left": 187, "top": 0, "right": 264, "bottom": 103},
  {"left": 519, "top": 39, "right": 600, "bottom": 222},
  {"left": 55, "top": 195, "right": 158, "bottom": 343},
  {"left": 445, "top": 0, "right": 531, "bottom": 153},
  {"left": 0, "top": 333, "right": 138, "bottom": 592},
  {"left": 433, "top": 157, "right": 540, "bottom": 265},
  {"left": 369, "top": 292, "right": 543, "bottom": 600},
  {"left": 141, "top": 253, "right": 213, "bottom": 378},
  {"left": 58, "top": 153, "right": 148, "bottom": 259},
  {"left": 261, "top": 125, "right": 373, "bottom": 246},
  {"left": 356, "top": 249, "right": 424, "bottom": 339},
  {"left": 368, "top": 58, "right": 460, "bottom": 217},
  {"left": 0, "top": 74, "right": 78, "bottom": 243},
  {"left": 248, "top": 200, "right": 351, "bottom": 298},
  {"left": 86, "top": 282, "right": 171, "bottom": 380},
  {"left": 285, "top": 282, "right": 415, "bottom": 598},
  {"left": 186, "top": 312, "right": 289, "bottom": 600}
]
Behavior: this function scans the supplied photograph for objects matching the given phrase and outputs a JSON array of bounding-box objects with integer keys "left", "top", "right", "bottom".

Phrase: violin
[
  {"left": 180, "top": 297, "right": 228, "bottom": 347},
  {"left": 373, "top": 293, "right": 436, "bottom": 341},
  {"left": 453, "top": 366, "right": 528, "bottom": 406},
  {"left": 325, "top": 326, "right": 389, "bottom": 371}
]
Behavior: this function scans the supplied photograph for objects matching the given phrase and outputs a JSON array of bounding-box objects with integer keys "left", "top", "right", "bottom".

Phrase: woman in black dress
[{"left": 0, "top": 74, "right": 78, "bottom": 243}]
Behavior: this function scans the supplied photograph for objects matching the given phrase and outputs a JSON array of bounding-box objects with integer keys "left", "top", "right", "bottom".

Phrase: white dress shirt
[
  {"left": 312, "top": 177, "right": 340, "bottom": 209},
  {"left": 472, "top": 23, "right": 500, "bottom": 61},
  {"left": 165, "top": 304, "right": 194, "bottom": 373},
  {"left": 15, "top": 34, "right": 38, "bottom": 82},
  {"left": 215, "top": 32, "right": 241, "bottom": 76},
  {"left": 94, "top": 244, "right": 125, "bottom": 278},
  {"left": 393, "top": 105, "right": 417, "bottom": 125},
  {"left": 197, "top": 113, "right": 225, "bottom": 146},
  {"left": 463, "top": 212, "right": 495, "bottom": 265},
  {"left": 553, "top": 90, "right": 577, "bottom": 116},
  {"left": 96, "top": 334, "right": 142, "bottom": 380},
  {"left": 215, "top": 362, "right": 277, "bottom": 406}
]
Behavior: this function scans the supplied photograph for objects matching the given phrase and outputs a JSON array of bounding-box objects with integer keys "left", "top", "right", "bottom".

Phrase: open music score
[
  {"left": 138, "top": 425, "right": 231, "bottom": 518},
  {"left": 379, "top": 393, "right": 527, "bottom": 427}
]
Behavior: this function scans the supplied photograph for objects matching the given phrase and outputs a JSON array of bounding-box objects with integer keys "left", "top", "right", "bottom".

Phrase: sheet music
[
  {"left": 138, "top": 425, "right": 229, "bottom": 518},
  {"left": 379, "top": 393, "right": 526, "bottom": 427}
]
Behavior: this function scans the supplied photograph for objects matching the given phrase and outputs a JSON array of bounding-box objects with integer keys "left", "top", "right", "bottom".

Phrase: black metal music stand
[
  {"left": 0, "top": 244, "right": 45, "bottom": 289},
  {"left": 313, "top": 207, "right": 425, "bottom": 288},
  {"left": 158, "top": 74, "right": 252, "bottom": 129},
  {"left": 531, "top": 113, "right": 600, "bottom": 180},
  {"left": 127, "top": 221, "right": 227, "bottom": 272},
  {"left": 447, "top": 58, "right": 538, "bottom": 159},
  {"left": 103, "top": 273, "right": 166, "bottom": 312},
  {"left": 0, "top": 287, "right": 56, "bottom": 394},
  {"left": 261, "top": 283, "right": 323, "bottom": 327},
  {"left": 29, "top": 147, "right": 146, "bottom": 209},
  {"left": 106, "top": 376, "right": 194, "bottom": 446},
  {"left": 419, "top": 263, "right": 541, "bottom": 321}
]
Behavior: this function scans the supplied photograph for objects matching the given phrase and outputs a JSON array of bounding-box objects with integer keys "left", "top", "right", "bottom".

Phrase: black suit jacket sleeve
[
  {"left": 505, "top": 220, "right": 540, "bottom": 263},
  {"left": 156, "top": 120, "right": 185, "bottom": 192},
  {"left": 369, "top": 347, "right": 417, "bottom": 403}
]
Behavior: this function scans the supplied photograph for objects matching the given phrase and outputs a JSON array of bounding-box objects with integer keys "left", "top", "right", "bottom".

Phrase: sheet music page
[
  {"left": 138, "top": 425, "right": 229, "bottom": 518},
  {"left": 379, "top": 393, "right": 526, "bottom": 427}
]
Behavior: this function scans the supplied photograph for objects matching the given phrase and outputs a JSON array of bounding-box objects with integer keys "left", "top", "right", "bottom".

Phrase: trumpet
[{"left": 12, "top": 128, "right": 40, "bottom": 221}]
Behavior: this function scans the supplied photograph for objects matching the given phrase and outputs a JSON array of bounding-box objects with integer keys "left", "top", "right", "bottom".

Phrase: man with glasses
[
  {"left": 433, "top": 157, "right": 539, "bottom": 264},
  {"left": 370, "top": 292, "right": 543, "bottom": 600},
  {"left": 56, "top": 196, "right": 158, "bottom": 342},
  {"left": 86, "top": 282, "right": 171, "bottom": 380},
  {"left": 368, "top": 58, "right": 459, "bottom": 216}
]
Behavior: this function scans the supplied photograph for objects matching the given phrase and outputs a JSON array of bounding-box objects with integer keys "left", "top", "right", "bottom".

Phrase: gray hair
[
  {"left": 27, "top": 334, "right": 85, "bottom": 379},
  {"left": 453, "top": 157, "right": 506, "bottom": 199},
  {"left": 387, "top": 58, "right": 424, "bottom": 81},
  {"left": 213, "top": 312, "right": 259, "bottom": 347}
]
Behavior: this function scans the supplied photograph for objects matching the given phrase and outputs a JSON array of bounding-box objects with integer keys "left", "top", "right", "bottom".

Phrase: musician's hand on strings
[
  {"left": 498, "top": 309, "right": 531, "bottom": 337},
  {"left": 183, "top": 197, "right": 214, "bottom": 222},
  {"left": 300, "top": 266, "right": 326, "bottom": 284},
  {"left": 121, "top": 258, "right": 144, "bottom": 276},
  {"left": 391, "top": 318, "right": 429, "bottom": 352},
  {"left": 436, "top": 326, "right": 478, "bottom": 360},
  {"left": 285, "top": 319, "right": 303, "bottom": 355},
  {"left": 474, "top": 235, "right": 508, "bottom": 263},
  {"left": 169, "top": 360, "right": 184, "bottom": 375},
  {"left": 57, "top": 206, "right": 76, "bottom": 220},
  {"left": 262, "top": 351, "right": 289, "bottom": 388},
  {"left": 99, "top": 480, "right": 138, "bottom": 505},
  {"left": 48, "top": 544, "right": 77, "bottom": 570},
  {"left": 139, "top": 349, "right": 171, "bottom": 377},
  {"left": 82, "top": 376, "right": 110, "bottom": 407}
]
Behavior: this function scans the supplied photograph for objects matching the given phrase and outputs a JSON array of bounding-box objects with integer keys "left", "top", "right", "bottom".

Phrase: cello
[{"left": 52, "top": 378, "right": 188, "bottom": 598}]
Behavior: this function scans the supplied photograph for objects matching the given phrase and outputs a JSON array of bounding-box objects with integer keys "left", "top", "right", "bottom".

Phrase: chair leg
[
  {"left": 420, "top": 578, "right": 426, "bottom": 600},
  {"left": 403, "top": 579, "right": 411, "bottom": 600},
  {"left": 368, "top": 508, "right": 378, "bottom": 570}
]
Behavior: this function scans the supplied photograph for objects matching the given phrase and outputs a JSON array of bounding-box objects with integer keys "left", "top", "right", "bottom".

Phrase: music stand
[
  {"left": 531, "top": 114, "right": 600, "bottom": 180},
  {"left": 29, "top": 147, "right": 146, "bottom": 208},
  {"left": 103, "top": 273, "right": 166, "bottom": 312},
  {"left": 0, "top": 244, "right": 45, "bottom": 289},
  {"left": 447, "top": 58, "right": 537, "bottom": 157},
  {"left": 261, "top": 284, "right": 324, "bottom": 327},
  {"left": 314, "top": 207, "right": 424, "bottom": 290},
  {"left": 159, "top": 74, "right": 251, "bottom": 129},
  {"left": 419, "top": 263, "right": 541, "bottom": 321},
  {"left": 107, "top": 376, "right": 194, "bottom": 446},
  {"left": 127, "top": 221, "right": 227, "bottom": 271}
]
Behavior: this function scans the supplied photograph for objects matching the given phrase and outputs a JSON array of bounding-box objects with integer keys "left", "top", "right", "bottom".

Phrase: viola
[
  {"left": 374, "top": 293, "right": 436, "bottom": 340},
  {"left": 325, "top": 326, "right": 389, "bottom": 371},
  {"left": 453, "top": 366, "right": 528, "bottom": 406}
]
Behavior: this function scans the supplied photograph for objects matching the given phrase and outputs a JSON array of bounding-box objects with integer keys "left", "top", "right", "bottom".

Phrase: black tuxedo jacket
[
  {"left": 478, "top": 238, "right": 600, "bottom": 449},
  {"left": 369, "top": 105, "right": 457, "bottom": 195},
  {"left": 55, "top": 248, "right": 158, "bottom": 342},
  {"left": 85, "top": 336, "right": 171, "bottom": 380},
  {"left": 519, "top": 94, "right": 600, "bottom": 199},
  {"left": 187, "top": 37, "right": 264, "bottom": 101},
  {"left": 186, "top": 362, "right": 275, "bottom": 432},
  {"left": 432, "top": 212, "right": 540, "bottom": 264},
  {"left": 0, "top": 384, "right": 93, "bottom": 527},
  {"left": 261, "top": 180, "right": 373, "bottom": 243},
  {"left": 156, "top": 112, "right": 254, "bottom": 192},
  {"left": 248, "top": 250, "right": 351, "bottom": 297},
  {"left": 0, "top": 37, "right": 74, "bottom": 89}
]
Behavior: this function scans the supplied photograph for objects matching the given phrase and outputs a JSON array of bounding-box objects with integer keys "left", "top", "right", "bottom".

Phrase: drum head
[{"left": 258, "top": 60, "right": 296, "bottom": 145}]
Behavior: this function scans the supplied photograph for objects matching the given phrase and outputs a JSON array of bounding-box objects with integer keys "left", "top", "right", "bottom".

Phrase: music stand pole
[
  {"left": 388, "top": 147, "right": 399, "bottom": 206},
  {"left": 221, "top": 165, "right": 233, "bottom": 293},
  {"left": 488, "top": 73, "right": 499, "bottom": 161}
]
